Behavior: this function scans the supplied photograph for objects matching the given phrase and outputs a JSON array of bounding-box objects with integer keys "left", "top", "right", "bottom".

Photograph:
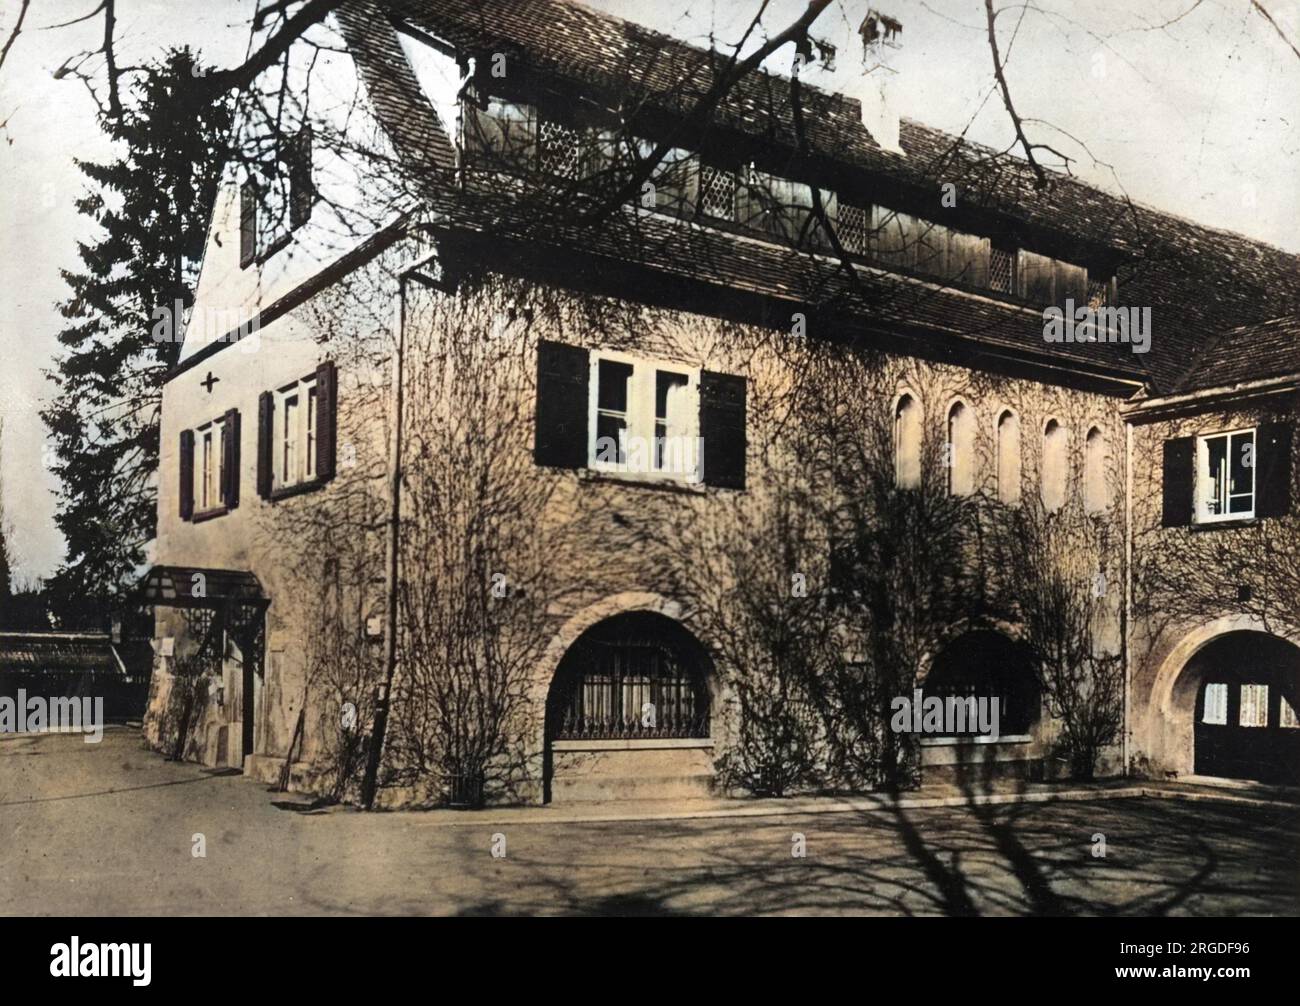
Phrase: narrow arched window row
[{"left": 888, "top": 399, "right": 1104, "bottom": 515}]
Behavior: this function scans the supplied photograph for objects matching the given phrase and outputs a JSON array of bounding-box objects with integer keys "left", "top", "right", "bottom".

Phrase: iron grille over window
[
  {"left": 539, "top": 119, "right": 582, "bottom": 178},
  {"left": 699, "top": 164, "right": 736, "bottom": 219},
  {"left": 923, "top": 630, "right": 1040, "bottom": 736},
  {"left": 989, "top": 245, "right": 1016, "bottom": 294},
  {"left": 549, "top": 615, "right": 710, "bottom": 740},
  {"left": 838, "top": 202, "right": 869, "bottom": 255},
  {"left": 1086, "top": 277, "right": 1110, "bottom": 307}
]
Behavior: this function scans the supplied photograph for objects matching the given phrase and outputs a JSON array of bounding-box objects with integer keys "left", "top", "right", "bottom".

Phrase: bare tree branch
[
  {"left": 577, "top": 0, "right": 834, "bottom": 223},
  {"left": 0, "top": 0, "right": 31, "bottom": 75},
  {"left": 1251, "top": 1, "right": 1300, "bottom": 61},
  {"left": 983, "top": 0, "right": 1072, "bottom": 188}
]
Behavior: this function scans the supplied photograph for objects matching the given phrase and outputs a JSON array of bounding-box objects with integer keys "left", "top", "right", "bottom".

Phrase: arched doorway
[
  {"left": 1190, "top": 632, "right": 1300, "bottom": 784},
  {"left": 543, "top": 611, "right": 712, "bottom": 802},
  {"left": 923, "top": 630, "right": 1041, "bottom": 737}
]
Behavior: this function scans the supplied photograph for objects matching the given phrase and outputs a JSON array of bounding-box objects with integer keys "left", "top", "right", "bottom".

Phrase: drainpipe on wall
[
  {"left": 361, "top": 244, "right": 444, "bottom": 811},
  {"left": 1122, "top": 418, "right": 1133, "bottom": 777}
]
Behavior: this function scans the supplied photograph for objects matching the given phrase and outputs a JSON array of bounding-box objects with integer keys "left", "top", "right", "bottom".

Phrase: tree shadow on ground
[{"left": 424, "top": 786, "right": 1299, "bottom": 916}]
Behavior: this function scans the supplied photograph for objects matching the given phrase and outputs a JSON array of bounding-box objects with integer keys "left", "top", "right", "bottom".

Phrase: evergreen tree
[{"left": 41, "top": 49, "right": 231, "bottom": 621}]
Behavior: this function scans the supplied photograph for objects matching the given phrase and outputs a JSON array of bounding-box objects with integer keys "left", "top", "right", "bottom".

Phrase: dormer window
[
  {"left": 837, "top": 201, "right": 869, "bottom": 255},
  {"left": 989, "top": 244, "right": 1016, "bottom": 294},
  {"left": 1087, "top": 272, "right": 1114, "bottom": 308},
  {"left": 462, "top": 94, "right": 538, "bottom": 176},
  {"left": 699, "top": 163, "right": 737, "bottom": 220},
  {"left": 628, "top": 139, "right": 697, "bottom": 214},
  {"left": 740, "top": 168, "right": 838, "bottom": 249},
  {"left": 539, "top": 117, "right": 583, "bottom": 178}
]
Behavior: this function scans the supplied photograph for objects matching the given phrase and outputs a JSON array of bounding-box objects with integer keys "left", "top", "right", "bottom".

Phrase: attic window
[
  {"left": 539, "top": 118, "right": 582, "bottom": 179},
  {"left": 239, "top": 126, "right": 314, "bottom": 268},
  {"left": 838, "top": 201, "right": 869, "bottom": 255},
  {"left": 699, "top": 164, "right": 736, "bottom": 219},
  {"left": 989, "top": 245, "right": 1016, "bottom": 294},
  {"left": 1087, "top": 274, "right": 1112, "bottom": 308}
]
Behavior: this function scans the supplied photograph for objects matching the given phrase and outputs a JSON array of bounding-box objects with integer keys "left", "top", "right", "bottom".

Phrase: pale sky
[{"left": 1, "top": 0, "right": 1298, "bottom": 584}]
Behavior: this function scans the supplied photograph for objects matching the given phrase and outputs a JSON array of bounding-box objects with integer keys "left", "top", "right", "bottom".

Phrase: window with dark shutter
[
  {"left": 289, "top": 127, "right": 314, "bottom": 230},
  {"left": 1256, "top": 421, "right": 1293, "bottom": 519},
  {"left": 257, "top": 391, "right": 274, "bottom": 498},
  {"left": 1161, "top": 436, "right": 1194, "bottom": 528},
  {"left": 315, "top": 360, "right": 337, "bottom": 481},
  {"left": 534, "top": 340, "right": 589, "bottom": 468},
  {"left": 220, "top": 408, "right": 240, "bottom": 509},
  {"left": 239, "top": 182, "right": 257, "bottom": 268},
  {"left": 699, "top": 370, "right": 747, "bottom": 489},
  {"left": 179, "top": 429, "right": 195, "bottom": 520}
]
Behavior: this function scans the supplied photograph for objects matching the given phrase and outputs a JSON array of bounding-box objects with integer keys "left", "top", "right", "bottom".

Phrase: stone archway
[
  {"left": 1150, "top": 617, "right": 1300, "bottom": 783},
  {"left": 1181, "top": 632, "right": 1300, "bottom": 784},
  {"left": 539, "top": 604, "right": 718, "bottom": 803}
]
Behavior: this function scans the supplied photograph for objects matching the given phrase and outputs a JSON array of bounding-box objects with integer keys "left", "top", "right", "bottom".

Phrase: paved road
[{"left": 2, "top": 728, "right": 1297, "bottom": 916}]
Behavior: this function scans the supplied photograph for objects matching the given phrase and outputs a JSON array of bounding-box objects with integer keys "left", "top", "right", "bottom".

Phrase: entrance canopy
[{"left": 134, "top": 566, "right": 267, "bottom": 610}]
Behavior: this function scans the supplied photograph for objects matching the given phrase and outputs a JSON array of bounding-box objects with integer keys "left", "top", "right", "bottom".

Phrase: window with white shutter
[
  {"left": 1202, "top": 682, "right": 1228, "bottom": 725},
  {"left": 1239, "top": 684, "right": 1269, "bottom": 728}
]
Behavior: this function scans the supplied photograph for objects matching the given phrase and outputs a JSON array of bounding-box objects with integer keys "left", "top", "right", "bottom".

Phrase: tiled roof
[
  {"left": 339, "top": 0, "right": 1300, "bottom": 394},
  {"left": 0, "top": 632, "right": 121, "bottom": 673},
  {"left": 134, "top": 566, "right": 267, "bottom": 608},
  {"left": 1175, "top": 315, "right": 1300, "bottom": 392},
  {"left": 427, "top": 193, "right": 1151, "bottom": 384}
]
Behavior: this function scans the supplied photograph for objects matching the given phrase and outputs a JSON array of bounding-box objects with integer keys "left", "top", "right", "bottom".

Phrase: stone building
[{"left": 138, "top": 0, "right": 1300, "bottom": 805}]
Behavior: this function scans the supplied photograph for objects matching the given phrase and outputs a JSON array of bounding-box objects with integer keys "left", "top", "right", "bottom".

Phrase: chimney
[{"left": 856, "top": 10, "right": 903, "bottom": 155}]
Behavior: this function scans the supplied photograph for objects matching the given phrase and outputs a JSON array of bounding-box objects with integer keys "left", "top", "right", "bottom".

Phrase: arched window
[
  {"left": 996, "top": 409, "right": 1021, "bottom": 505},
  {"left": 895, "top": 393, "right": 921, "bottom": 489},
  {"left": 547, "top": 612, "right": 711, "bottom": 741},
  {"left": 922, "top": 630, "right": 1041, "bottom": 738},
  {"left": 1084, "top": 427, "right": 1107, "bottom": 514},
  {"left": 947, "top": 400, "right": 976, "bottom": 496},
  {"left": 1042, "top": 419, "right": 1068, "bottom": 512}
]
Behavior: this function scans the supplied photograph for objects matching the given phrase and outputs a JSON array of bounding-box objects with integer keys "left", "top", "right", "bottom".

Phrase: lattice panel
[
  {"left": 699, "top": 165, "right": 736, "bottom": 219},
  {"left": 990, "top": 246, "right": 1016, "bottom": 293},
  {"left": 838, "top": 202, "right": 868, "bottom": 255},
  {"left": 1087, "top": 278, "right": 1110, "bottom": 308},
  {"left": 539, "top": 119, "right": 582, "bottom": 179}
]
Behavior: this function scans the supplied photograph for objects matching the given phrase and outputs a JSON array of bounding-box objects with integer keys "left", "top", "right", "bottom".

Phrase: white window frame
[
  {"left": 1196, "top": 427, "right": 1256, "bottom": 523},
  {"left": 274, "top": 375, "right": 318, "bottom": 490},
  {"left": 194, "top": 417, "right": 226, "bottom": 514},
  {"left": 587, "top": 350, "right": 701, "bottom": 483}
]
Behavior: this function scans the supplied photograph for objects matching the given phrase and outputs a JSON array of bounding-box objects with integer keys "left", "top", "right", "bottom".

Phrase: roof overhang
[{"left": 1120, "top": 373, "right": 1300, "bottom": 425}]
